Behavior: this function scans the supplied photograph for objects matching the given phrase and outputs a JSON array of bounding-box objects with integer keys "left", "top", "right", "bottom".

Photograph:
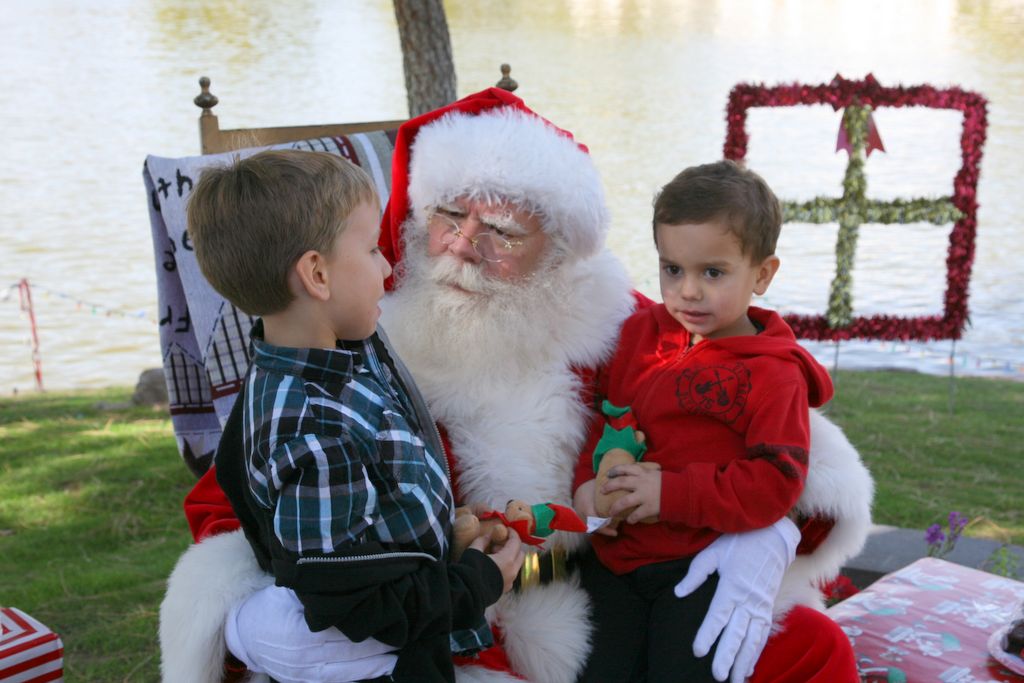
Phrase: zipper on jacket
[
  {"left": 431, "top": 421, "right": 450, "bottom": 481},
  {"left": 374, "top": 329, "right": 451, "bottom": 483},
  {"left": 297, "top": 550, "right": 438, "bottom": 565}
]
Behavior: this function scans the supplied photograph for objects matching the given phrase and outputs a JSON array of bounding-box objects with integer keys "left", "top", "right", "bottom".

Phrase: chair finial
[
  {"left": 496, "top": 64, "right": 518, "bottom": 92},
  {"left": 194, "top": 77, "right": 219, "bottom": 116}
]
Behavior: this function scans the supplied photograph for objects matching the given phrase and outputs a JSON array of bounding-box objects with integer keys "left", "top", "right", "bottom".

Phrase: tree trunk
[{"left": 393, "top": 0, "right": 457, "bottom": 117}]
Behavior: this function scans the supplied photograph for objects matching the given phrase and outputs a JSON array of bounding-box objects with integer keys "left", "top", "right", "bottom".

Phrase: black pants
[{"left": 578, "top": 549, "right": 720, "bottom": 683}]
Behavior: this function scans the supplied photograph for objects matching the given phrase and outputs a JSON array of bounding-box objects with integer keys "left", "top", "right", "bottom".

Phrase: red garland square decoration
[{"left": 724, "top": 74, "right": 988, "bottom": 342}]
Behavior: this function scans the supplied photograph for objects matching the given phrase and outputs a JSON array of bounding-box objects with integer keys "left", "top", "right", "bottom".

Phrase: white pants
[{"left": 225, "top": 584, "right": 398, "bottom": 683}]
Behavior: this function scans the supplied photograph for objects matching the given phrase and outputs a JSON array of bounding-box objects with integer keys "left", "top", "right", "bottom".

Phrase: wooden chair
[
  {"left": 193, "top": 64, "right": 519, "bottom": 154},
  {"left": 149, "top": 64, "right": 521, "bottom": 475}
]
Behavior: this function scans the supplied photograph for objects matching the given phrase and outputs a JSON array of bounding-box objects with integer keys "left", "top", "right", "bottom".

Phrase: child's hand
[
  {"left": 474, "top": 530, "right": 525, "bottom": 594},
  {"left": 602, "top": 463, "right": 661, "bottom": 524},
  {"left": 573, "top": 479, "right": 597, "bottom": 517},
  {"left": 573, "top": 479, "right": 618, "bottom": 537}
]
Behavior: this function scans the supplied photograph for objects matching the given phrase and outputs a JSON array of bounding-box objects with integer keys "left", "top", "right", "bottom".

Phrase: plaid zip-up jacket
[
  {"left": 215, "top": 322, "right": 500, "bottom": 677},
  {"left": 242, "top": 324, "right": 453, "bottom": 558}
]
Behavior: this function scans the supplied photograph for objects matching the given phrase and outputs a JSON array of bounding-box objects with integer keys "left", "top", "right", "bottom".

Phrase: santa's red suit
[{"left": 159, "top": 88, "right": 872, "bottom": 683}]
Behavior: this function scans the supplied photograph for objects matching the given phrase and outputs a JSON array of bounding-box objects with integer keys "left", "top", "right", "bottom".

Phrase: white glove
[
  {"left": 674, "top": 517, "right": 800, "bottom": 683},
  {"left": 226, "top": 584, "right": 398, "bottom": 683}
]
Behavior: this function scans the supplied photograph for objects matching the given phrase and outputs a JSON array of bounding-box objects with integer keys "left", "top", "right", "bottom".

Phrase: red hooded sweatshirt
[{"left": 575, "top": 304, "right": 833, "bottom": 575}]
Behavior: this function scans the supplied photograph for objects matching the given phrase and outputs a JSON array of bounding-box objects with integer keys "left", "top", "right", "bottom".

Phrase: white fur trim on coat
[
  {"left": 775, "top": 410, "right": 875, "bottom": 614},
  {"left": 407, "top": 108, "right": 609, "bottom": 259},
  {"left": 159, "top": 530, "right": 273, "bottom": 683},
  {"left": 492, "top": 577, "right": 593, "bottom": 683}
]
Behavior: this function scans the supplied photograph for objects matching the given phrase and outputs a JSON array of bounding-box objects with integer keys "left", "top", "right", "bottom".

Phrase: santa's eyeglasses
[{"left": 428, "top": 210, "right": 527, "bottom": 263}]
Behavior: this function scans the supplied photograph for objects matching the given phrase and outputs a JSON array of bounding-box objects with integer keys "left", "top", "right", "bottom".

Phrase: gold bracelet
[{"left": 517, "top": 546, "right": 568, "bottom": 590}]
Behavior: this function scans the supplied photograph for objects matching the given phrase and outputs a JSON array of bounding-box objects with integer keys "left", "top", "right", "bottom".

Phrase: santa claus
[{"left": 160, "top": 88, "right": 872, "bottom": 683}]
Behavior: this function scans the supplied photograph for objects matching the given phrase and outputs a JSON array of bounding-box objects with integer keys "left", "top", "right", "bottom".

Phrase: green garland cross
[{"left": 782, "top": 105, "right": 963, "bottom": 328}]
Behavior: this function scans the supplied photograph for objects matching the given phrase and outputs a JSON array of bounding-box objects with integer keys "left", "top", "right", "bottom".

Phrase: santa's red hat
[{"left": 379, "top": 88, "right": 608, "bottom": 284}]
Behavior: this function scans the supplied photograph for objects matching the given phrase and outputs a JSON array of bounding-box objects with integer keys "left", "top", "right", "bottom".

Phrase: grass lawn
[
  {"left": 1, "top": 370, "right": 1022, "bottom": 680},
  {"left": 0, "top": 389, "right": 194, "bottom": 681},
  {"left": 828, "top": 370, "right": 1023, "bottom": 546}
]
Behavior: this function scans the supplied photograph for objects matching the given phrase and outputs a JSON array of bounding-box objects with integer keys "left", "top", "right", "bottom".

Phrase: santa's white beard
[
  {"left": 384, "top": 228, "right": 601, "bottom": 683},
  {"left": 385, "top": 229, "right": 577, "bottom": 383}
]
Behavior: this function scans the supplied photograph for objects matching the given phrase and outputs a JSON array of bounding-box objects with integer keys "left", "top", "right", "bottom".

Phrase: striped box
[{"left": 0, "top": 608, "right": 63, "bottom": 682}]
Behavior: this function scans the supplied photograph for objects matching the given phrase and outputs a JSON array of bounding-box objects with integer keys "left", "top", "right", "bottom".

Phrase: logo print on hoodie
[{"left": 676, "top": 362, "right": 751, "bottom": 425}]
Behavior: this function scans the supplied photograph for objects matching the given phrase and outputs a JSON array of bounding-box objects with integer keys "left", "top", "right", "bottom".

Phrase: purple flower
[
  {"left": 948, "top": 511, "right": 969, "bottom": 533},
  {"left": 925, "top": 524, "right": 946, "bottom": 546}
]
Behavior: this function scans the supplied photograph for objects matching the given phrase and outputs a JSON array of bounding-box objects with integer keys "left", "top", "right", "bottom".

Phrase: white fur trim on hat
[{"left": 407, "top": 108, "right": 609, "bottom": 259}]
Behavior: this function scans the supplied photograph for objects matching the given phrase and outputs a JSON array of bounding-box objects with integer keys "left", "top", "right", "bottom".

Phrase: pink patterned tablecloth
[{"left": 827, "top": 557, "right": 1024, "bottom": 682}]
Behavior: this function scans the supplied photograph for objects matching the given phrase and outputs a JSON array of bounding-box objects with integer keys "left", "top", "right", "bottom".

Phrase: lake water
[{"left": 2, "top": 0, "right": 1022, "bottom": 393}]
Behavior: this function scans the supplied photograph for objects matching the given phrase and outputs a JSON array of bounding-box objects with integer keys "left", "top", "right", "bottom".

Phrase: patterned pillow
[{"left": 143, "top": 131, "right": 396, "bottom": 475}]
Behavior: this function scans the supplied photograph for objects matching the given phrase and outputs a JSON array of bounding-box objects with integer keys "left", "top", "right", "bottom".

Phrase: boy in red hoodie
[{"left": 573, "top": 160, "right": 834, "bottom": 682}]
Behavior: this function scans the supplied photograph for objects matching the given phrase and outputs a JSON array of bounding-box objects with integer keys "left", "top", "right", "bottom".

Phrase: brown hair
[
  {"left": 187, "top": 150, "right": 378, "bottom": 315},
  {"left": 652, "top": 160, "right": 782, "bottom": 262}
]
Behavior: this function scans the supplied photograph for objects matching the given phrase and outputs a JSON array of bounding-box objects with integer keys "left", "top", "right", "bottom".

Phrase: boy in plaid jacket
[{"left": 186, "top": 150, "right": 524, "bottom": 682}]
